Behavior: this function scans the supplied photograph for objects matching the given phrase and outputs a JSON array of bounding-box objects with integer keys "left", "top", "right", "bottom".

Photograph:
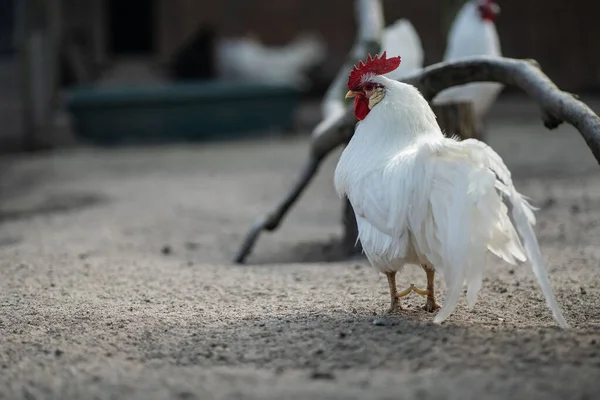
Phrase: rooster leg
[
  {"left": 421, "top": 265, "right": 441, "bottom": 312},
  {"left": 386, "top": 272, "right": 415, "bottom": 313},
  {"left": 386, "top": 272, "right": 400, "bottom": 313}
]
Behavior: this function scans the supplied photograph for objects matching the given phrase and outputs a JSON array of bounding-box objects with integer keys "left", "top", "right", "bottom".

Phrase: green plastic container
[{"left": 65, "top": 81, "right": 302, "bottom": 145}]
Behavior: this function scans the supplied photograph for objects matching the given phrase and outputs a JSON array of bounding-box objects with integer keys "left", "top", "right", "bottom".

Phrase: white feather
[{"left": 334, "top": 75, "right": 568, "bottom": 328}]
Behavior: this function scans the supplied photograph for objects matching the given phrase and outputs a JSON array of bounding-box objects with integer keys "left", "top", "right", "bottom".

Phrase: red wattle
[
  {"left": 354, "top": 96, "right": 370, "bottom": 121},
  {"left": 481, "top": 10, "right": 496, "bottom": 21}
]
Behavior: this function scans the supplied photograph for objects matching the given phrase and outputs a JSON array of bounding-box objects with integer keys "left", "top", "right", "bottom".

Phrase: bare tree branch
[
  {"left": 405, "top": 57, "right": 600, "bottom": 161},
  {"left": 311, "top": 56, "right": 600, "bottom": 163}
]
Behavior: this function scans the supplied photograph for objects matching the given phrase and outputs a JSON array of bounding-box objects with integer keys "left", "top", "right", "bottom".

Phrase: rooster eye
[{"left": 364, "top": 83, "right": 374, "bottom": 91}]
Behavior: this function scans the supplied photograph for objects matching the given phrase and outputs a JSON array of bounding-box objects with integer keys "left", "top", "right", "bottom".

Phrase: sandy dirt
[{"left": 1, "top": 97, "right": 600, "bottom": 399}]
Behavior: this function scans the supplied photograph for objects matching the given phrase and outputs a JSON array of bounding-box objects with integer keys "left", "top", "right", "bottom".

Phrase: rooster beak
[{"left": 345, "top": 90, "right": 358, "bottom": 99}]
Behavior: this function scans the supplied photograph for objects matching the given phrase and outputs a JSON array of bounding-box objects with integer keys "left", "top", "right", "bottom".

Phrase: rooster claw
[{"left": 423, "top": 300, "right": 441, "bottom": 313}]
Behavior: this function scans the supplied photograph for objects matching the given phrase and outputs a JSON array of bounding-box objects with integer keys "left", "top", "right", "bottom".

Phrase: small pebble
[
  {"left": 178, "top": 392, "right": 196, "bottom": 400},
  {"left": 372, "top": 318, "right": 389, "bottom": 326},
  {"left": 580, "top": 287, "right": 587, "bottom": 295},
  {"left": 161, "top": 245, "right": 172, "bottom": 255},
  {"left": 310, "top": 371, "right": 335, "bottom": 380},
  {"left": 274, "top": 366, "right": 286, "bottom": 375},
  {"left": 543, "top": 197, "right": 556, "bottom": 208},
  {"left": 185, "top": 242, "right": 200, "bottom": 250}
]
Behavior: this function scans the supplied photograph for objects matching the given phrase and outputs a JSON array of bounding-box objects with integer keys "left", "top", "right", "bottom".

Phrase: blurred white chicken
[
  {"left": 215, "top": 33, "right": 326, "bottom": 89},
  {"left": 433, "top": 0, "right": 503, "bottom": 133},
  {"left": 381, "top": 18, "right": 424, "bottom": 80},
  {"left": 334, "top": 52, "right": 568, "bottom": 327}
]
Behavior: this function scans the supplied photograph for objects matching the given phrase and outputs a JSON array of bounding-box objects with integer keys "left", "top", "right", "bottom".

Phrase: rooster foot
[
  {"left": 423, "top": 298, "right": 441, "bottom": 313},
  {"left": 410, "top": 285, "right": 441, "bottom": 312},
  {"left": 386, "top": 273, "right": 430, "bottom": 314},
  {"left": 386, "top": 285, "right": 427, "bottom": 314},
  {"left": 387, "top": 286, "right": 409, "bottom": 313},
  {"left": 421, "top": 265, "right": 440, "bottom": 312},
  {"left": 387, "top": 301, "right": 401, "bottom": 314},
  {"left": 410, "top": 286, "right": 441, "bottom": 312}
]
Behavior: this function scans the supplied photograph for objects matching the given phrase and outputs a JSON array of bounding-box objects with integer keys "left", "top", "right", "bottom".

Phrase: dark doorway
[
  {"left": 107, "top": 0, "right": 155, "bottom": 55},
  {"left": 0, "top": 0, "right": 15, "bottom": 54}
]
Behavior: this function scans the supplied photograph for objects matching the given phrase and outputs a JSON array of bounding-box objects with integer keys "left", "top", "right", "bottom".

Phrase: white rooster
[
  {"left": 334, "top": 52, "right": 568, "bottom": 327},
  {"left": 433, "top": 0, "right": 503, "bottom": 133}
]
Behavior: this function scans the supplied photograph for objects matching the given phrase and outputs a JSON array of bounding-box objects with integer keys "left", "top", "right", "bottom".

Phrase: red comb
[{"left": 347, "top": 51, "right": 401, "bottom": 90}]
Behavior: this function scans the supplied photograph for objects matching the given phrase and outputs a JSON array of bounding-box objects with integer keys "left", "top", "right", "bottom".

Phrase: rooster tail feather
[{"left": 505, "top": 190, "right": 569, "bottom": 328}]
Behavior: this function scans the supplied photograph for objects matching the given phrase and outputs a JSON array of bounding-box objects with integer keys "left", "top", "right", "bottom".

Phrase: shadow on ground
[
  {"left": 0, "top": 192, "right": 108, "bottom": 223},
  {"left": 248, "top": 237, "right": 365, "bottom": 265}
]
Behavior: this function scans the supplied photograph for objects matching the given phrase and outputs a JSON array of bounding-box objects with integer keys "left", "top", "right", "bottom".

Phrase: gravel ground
[{"left": 1, "top": 98, "right": 600, "bottom": 399}]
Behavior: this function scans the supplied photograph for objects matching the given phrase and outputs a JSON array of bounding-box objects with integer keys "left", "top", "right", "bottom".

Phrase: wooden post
[
  {"left": 432, "top": 101, "right": 479, "bottom": 141},
  {"left": 16, "top": 0, "right": 59, "bottom": 150},
  {"left": 341, "top": 101, "right": 478, "bottom": 257},
  {"left": 342, "top": 197, "right": 362, "bottom": 255}
]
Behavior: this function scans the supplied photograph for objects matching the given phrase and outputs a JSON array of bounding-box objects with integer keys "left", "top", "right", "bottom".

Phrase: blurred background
[
  {"left": 0, "top": 0, "right": 598, "bottom": 153},
  {"left": 2, "top": 4, "right": 600, "bottom": 395}
]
